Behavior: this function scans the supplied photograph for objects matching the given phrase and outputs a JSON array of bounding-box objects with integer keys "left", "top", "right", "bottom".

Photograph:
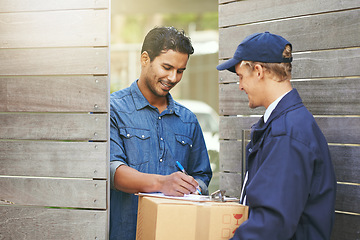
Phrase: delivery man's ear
[
  {"left": 141, "top": 51, "right": 150, "bottom": 67},
  {"left": 254, "top": 64, "right": 266, "bottom": 81}
]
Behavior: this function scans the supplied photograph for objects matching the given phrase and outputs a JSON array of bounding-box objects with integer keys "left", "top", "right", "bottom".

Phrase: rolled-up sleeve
[{"left": 110, "top": 111, "right": 128, "bottom": 190}]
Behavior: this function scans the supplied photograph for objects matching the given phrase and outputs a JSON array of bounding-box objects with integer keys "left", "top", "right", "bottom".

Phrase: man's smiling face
[{"left": 142, "top": 49, "right": 189, "bottom": 99}]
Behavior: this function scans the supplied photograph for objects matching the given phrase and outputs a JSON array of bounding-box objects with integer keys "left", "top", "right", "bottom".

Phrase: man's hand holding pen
[
  {"left": 176, "top": 161, "right": 202, "bottom": 195},
  {"left": 159, "top": 171, "right": 201, "bottom": 197}
]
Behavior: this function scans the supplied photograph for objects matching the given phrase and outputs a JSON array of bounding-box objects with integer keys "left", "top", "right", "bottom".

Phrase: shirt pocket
[
  {"left": 175, "top": 134, "right": 193, "bottom": 148},
  {"left": 174, "top": 134, "right": 193, "bottom": 164},
  {"left": 119, "top": 127, "right": 151, "bottom": 168}
]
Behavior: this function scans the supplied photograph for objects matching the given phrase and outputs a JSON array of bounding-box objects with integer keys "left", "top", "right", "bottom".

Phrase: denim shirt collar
[{"left": 129, "top": 80, "right": 180, "bottom": 116}]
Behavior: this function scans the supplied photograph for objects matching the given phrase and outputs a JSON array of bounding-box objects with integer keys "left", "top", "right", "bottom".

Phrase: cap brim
[{"left": 216, "top": 58, "right": 240, "bottom": 73}]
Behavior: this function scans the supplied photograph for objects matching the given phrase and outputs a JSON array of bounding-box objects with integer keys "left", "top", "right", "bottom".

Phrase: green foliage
[
  {"left": 114, "top": 12, "right": 218, "bottom": 44},
  {"left": 163, "top": 13, "right": 197, "bottom": 32},
  {"left": 200, "top": 12, "right": 218, "bottom": 29},
  {"left": 163, "top": 12, "right": 218, "bottom": 32},
  {"left": 119, "top": 15, "right": 147, "bottom": 43}
]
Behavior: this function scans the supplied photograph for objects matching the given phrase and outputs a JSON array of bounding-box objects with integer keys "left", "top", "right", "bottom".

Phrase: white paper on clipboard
[{"left": 137, "top": 192, "right": 238, "bottom": 202}]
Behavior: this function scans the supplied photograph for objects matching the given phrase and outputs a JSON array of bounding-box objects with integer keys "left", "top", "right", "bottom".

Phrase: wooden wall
[
  {"left": 218, "top": 0, "right": 360, "bottom": 239},
  {"left": 0, "top": 1, "right": 110, "bottom": 239}
]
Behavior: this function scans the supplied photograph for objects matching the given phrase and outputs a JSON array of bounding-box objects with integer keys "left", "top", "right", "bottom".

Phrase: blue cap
[{"left": 216, "top": 31, "right": 292, "bottom": 73}]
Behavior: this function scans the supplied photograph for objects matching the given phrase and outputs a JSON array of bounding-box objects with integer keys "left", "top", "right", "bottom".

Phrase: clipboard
[{"left": 137, "top": 190, "right": 239, "bottom": 202}]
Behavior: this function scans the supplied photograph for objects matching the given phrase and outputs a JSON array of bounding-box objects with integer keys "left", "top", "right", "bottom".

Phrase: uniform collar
[
  {"left": 264, "top": 90, "right": 290, "bottom": 123},
  {"left": 251, "top": 88, "right": 303, "bottom": 144},
  {"left": 266, "top": 88, "right": 303, "bottom": 124}
]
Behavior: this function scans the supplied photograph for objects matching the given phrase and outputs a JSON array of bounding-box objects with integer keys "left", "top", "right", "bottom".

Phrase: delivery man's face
[
  {"left": 235, "top": 61, "right": 264, "bottom": 109},
  {"left": 141, "top": 49, "right": 188, "bottom": 98}
]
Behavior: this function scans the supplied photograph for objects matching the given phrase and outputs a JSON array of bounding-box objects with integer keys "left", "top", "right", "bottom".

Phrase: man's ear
[
  {"left": 254, "top": 64, "right": 265, "bottom": 79},
  {"left": 141, "top": 51, "right": 150, "bottom": 66}
]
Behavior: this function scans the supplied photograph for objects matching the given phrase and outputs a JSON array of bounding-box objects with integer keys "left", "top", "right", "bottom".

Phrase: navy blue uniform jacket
[{"left": 232, "top": 89, "right": 336, "bottom": 240}]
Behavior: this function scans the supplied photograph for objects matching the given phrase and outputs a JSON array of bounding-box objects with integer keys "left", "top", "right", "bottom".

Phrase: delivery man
[{"left": 217, "top": 31, "right": 337, "bottom": 240}]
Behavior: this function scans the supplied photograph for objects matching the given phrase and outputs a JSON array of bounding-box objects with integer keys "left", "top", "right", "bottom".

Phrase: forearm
[
  {"left": 114, "top": 164, "right": 200, "bottom": 196},
  {"left": 114, "top": 164, "right": 164, "bottom": 193}
]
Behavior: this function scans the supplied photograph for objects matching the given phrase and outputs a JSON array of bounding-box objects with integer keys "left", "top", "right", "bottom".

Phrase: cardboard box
[{"left": 136, "top": 195, "right": 248, "bottom": 240}]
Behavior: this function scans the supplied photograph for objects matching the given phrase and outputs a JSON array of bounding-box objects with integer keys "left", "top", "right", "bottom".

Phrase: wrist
[
  {"left": 154, "top": 174, "right": 165, "bottom": 193},
  {"left": 141, "top": 173, "right": 165, "bottom": 193}
]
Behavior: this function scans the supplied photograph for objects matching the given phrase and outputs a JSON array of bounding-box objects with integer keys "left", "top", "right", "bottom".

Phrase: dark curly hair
[{"left": 141, "top": 26, "right": 194, "bottom": 61}]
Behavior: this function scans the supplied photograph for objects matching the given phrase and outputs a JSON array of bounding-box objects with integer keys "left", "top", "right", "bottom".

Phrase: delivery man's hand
[{"left": 160, "top": 171, "right": 200, "bottom": 197}]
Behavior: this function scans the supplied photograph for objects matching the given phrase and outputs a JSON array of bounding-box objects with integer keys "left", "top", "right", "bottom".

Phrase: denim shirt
[{"left": 109, "top": 80, "right": 212, "bottom": 240}]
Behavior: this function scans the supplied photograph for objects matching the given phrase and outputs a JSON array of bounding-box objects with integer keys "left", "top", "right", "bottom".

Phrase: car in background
[{"left": 177, "top": 99, "right": 220, "bottom": 194}]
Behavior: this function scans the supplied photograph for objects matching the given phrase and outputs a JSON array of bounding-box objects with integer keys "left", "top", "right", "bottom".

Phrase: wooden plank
[
  {"left": 219, "top": 140, "right": 242, "bottom": 173},
  {"left": 219, "top": 9, "right": 360, "bottom": 58},
  {"left": 292, "top": 49, "right": 360, "bottom": 79},
  {"left": 219, "top": 172, "right": 242, "bottom": 198},
  {"left": 219, "top": 116, "right": 258, "bottom": 140},
  {"left": 331, "top": 145, "right": 360, "bottom": 184},
  {"left": 315, "top": 117, "right": 360, "bottom": 144},
  {"left": 221, "top": 140, "right": 360, "bottom": 183},
  {"left": 0, "top": 76, "right": 108, "bottom": 112},
  {"left": 219, "top": 116, "right": 360, "bottom": 144},
  {"left": 0, "top": 47, "right": 108, "bottom": 75},
  {"left": 219, "top": 0, "right": 235, "bottom": 4},
  {"left": 292, "top": 78, "right": 360, "bottom": 114},
  {"left": 219, "top": 0, "right": 360, "bottom": 27},
  {"left": 0, "top": 177, "right": 106, "bottom": 209},
  {"left": 331, "top": 212, "right": 360, "bottom": 240},
  {"left": 0, "top": 10, "right": 108, "bottom": 48},
  {"left": 219, "top": 77, "right": 360, "bottom": 115},
  {"left": 219, "top": 69, "right": 239, "bottom": 84},
  {"left": 0, "top": 206, "right": 107, "bottom": 240},
  {"left": 0, "top": 141, "right": 107, "bottom": 179},
  {"left": 335, "top": 184, "right": 360, "bottom": 214},
  {"left": 219, "top": 83, "right": 264, "bottom": 116},
  {"left": 0, "top": 0, "right": 108, "bottom": 12},
  {"left": 0, "top": 113, "right": 107, "bottom": 141}
]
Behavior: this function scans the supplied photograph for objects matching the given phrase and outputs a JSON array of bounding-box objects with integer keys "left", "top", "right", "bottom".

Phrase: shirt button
[
  {"left": 141, "top": 135, "right": 145, "bottom": 138},
  {"left": 249, "top": 148, "right": 252, "bottom": 153},
  {"left": 127, "top": 134, "right": 130, "bottom": 137},
  {"left": 181, "top": 141, "right": 185, "bottom": 144},
  {"left": 159, "top": 159, "right": 163, "bottom": 162},
  {"left": 190, "top": 145, "right": 193, "bottom": 148},
  {"left": 158, "top": 116, "right": 161, "bottom": 120},
  {"left": 160, "top": 138, "right": 163, "bottom": 141}
]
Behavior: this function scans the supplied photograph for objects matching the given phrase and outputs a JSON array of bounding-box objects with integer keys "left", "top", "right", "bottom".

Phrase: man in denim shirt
[{"left": 109, "top": 27, "right": 212, "bottom": 240}]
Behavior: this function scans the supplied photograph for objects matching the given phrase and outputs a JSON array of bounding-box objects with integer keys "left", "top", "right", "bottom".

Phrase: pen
[{"left": 175, "top": 161, "right": 202, "bottom": 195}]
